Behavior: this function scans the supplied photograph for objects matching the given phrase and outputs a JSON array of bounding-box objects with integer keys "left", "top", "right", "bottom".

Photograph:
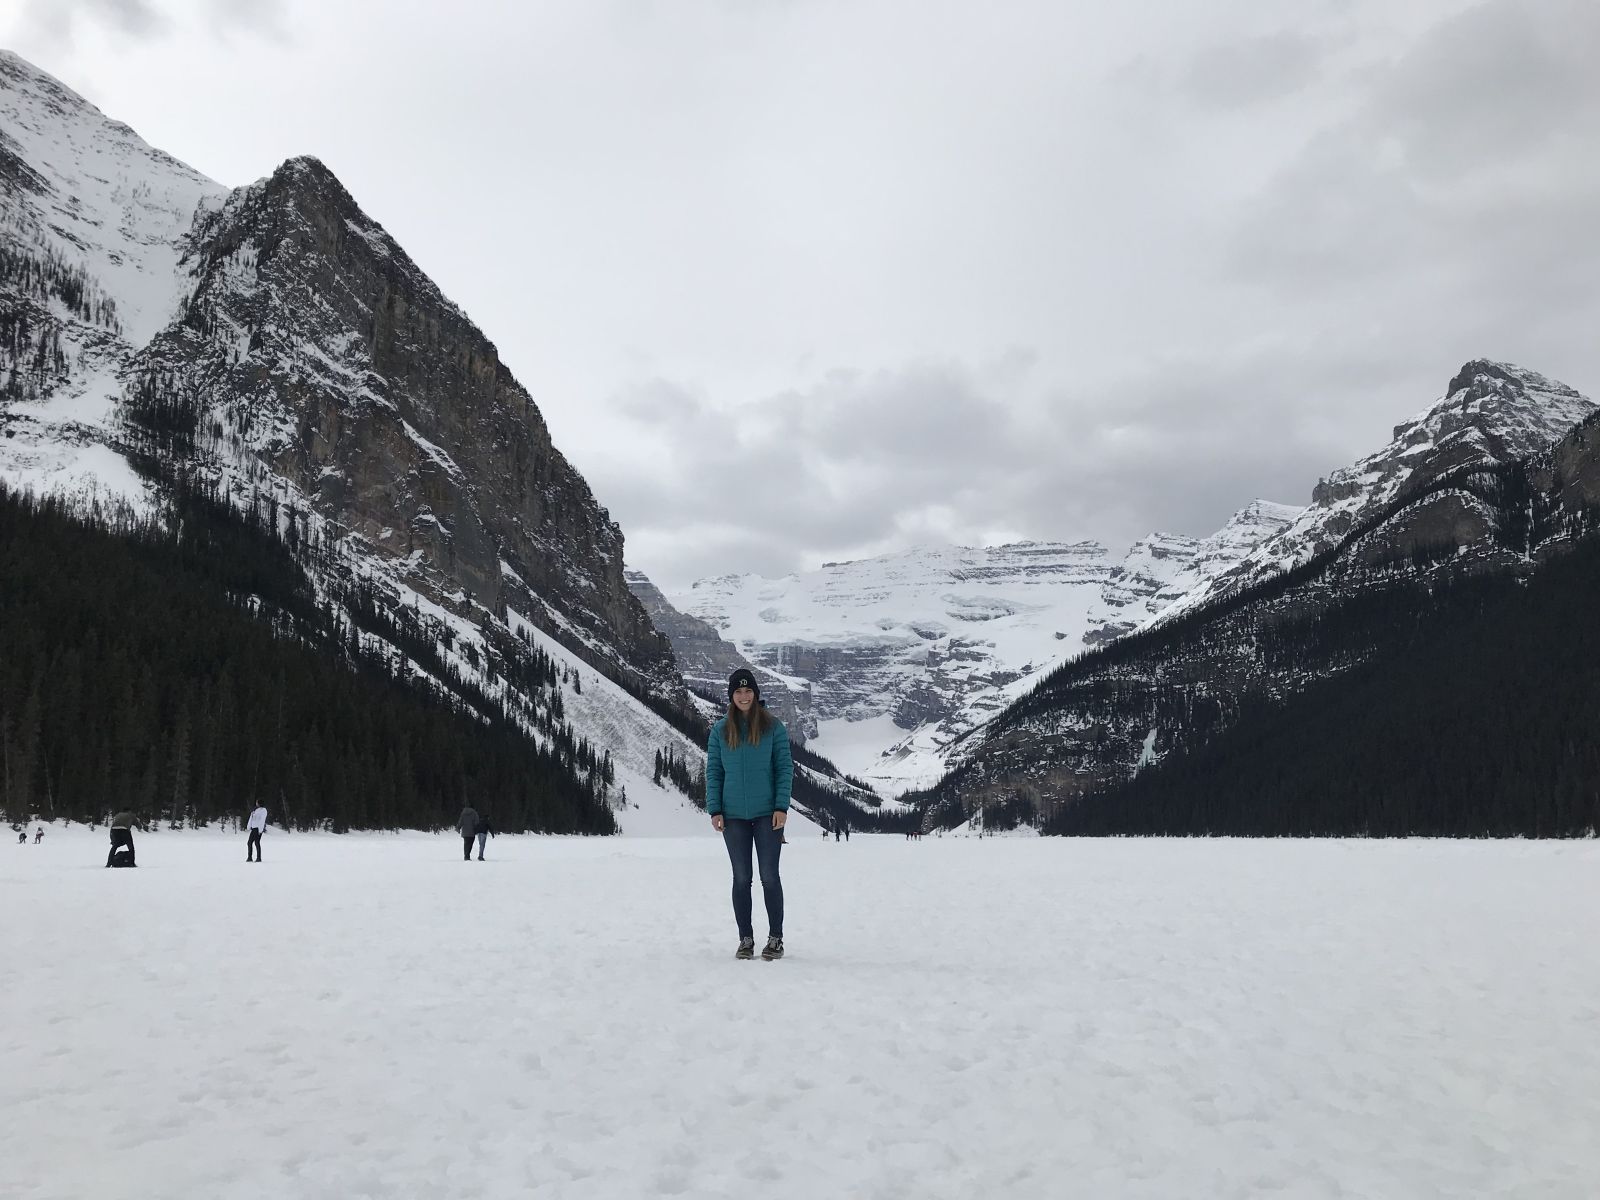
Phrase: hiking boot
[
  {"left": 735, "top": 936, "right": 755, "bottom": 960},
  {"left": 761, "top": 937, "right": 784, "bottom": 961}
]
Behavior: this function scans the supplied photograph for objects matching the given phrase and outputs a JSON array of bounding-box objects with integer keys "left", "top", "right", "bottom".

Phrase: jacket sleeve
[
  {"left": 705, "top": 726, "right": 725, "bottom": 816},
  {"left": 772, "top": 723, "right": 792, "bottom": 812}
]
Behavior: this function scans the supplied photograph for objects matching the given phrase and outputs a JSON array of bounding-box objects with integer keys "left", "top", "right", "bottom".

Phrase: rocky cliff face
[{"left": 124, "top": 155, "right": 680, "bottom": 698}]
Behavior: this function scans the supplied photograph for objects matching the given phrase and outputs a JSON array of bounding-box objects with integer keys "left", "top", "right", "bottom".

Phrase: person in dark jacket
[
  {"left": 457, "top": 805, "right": 479, "bottom": 861},
  {"left": 107, "top": 809, "right": 137, "bottom": 867},
  {"left": 475, "top": 813, "right": 495, "bottom": 861},
  {"left": 706, "top": 668, "right": 792, "bottom": 961}
]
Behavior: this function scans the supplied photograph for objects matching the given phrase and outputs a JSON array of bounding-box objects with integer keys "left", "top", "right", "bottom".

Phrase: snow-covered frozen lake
[{"left": 5, "top": 826, "right": 1597, "bottom": 1199}]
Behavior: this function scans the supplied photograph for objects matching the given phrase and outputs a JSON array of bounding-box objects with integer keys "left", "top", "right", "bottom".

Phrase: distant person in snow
[
  {"left": 246, "top": 804, "right": 268, "bottom": 862},
  {"left": 457, "top": 803, "right": 479, "bottom": 861},
  {"left": 34, "top": 826, "right": 44, "bottom": 844},
  {"left": 706, "top": 668, "right": 792, "bottom": 961},
  {"left": 107, "top": 809, "right": 137, "bottom": 867},
  {"left": 475, "top": 813, "right": 495, "bottom": 861}
]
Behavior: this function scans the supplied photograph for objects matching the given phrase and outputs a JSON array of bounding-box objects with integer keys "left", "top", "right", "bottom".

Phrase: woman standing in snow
[{"left": 706, "top": 668, "right": 792, "bottom": 960}]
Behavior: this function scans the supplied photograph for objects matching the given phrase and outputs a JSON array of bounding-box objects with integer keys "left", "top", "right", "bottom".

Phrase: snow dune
[{"left": 4, "top": 827, "right": 1597, "bottom": 1199}]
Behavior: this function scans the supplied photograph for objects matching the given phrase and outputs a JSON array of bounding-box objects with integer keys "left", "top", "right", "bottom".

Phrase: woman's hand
[
  {"left": 772, "top": 811, "right": 787, "bottom": 831},
  {"left": 711, "top": 814, "right": 724, "bottom": 832}
]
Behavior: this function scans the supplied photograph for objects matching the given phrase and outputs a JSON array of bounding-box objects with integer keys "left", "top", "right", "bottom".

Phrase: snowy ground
[{"left": 5, "top": 826, "right": 1598, "bottom": 1199}]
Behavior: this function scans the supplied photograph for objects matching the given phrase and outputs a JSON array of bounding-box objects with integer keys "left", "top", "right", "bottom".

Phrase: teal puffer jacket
[{"left": 705, "top": 716, "right": 793, "bottom": 820}]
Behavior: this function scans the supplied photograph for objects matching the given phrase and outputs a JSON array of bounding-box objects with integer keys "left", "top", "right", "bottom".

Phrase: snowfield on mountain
[{"left": 7, "top": 827, "right": 1598, "bottom": 1200}]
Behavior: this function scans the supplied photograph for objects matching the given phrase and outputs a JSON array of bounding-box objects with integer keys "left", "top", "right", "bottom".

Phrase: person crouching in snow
[
  {"left": 107, "top": 809, "right": 137, "bottom": 867},
  {"left": 706, "top": 668, "right": 792, "bottom": 961}
]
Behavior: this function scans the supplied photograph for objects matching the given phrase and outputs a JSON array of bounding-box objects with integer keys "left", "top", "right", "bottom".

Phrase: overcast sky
[{"left": 7, "top": 0, "right": 1599, "bottom": 589}]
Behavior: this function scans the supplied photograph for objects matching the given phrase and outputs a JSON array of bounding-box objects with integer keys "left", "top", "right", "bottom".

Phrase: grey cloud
[
  {"left": 1022, "top": 353, "right": 1387, "bottom": 546},
  {"left": 1374, "top": 0, "right": 1600, "bottom": 179},
  {"left": 1213, "top": 0, "right": 1600, "bottom": 444},
  {"left": 1180, "top": 30, "right": 1334, "bottom": 109},
  {"left": 600, "top": 361, "right": 1052, "bottom": 586},
  {"left": 603, "top": 342, "right": 1405, "bottom": 590},
  {"left": 16, "top": 0, "right": 170, "bottom": 46},
  {"left": 12, "top": 0, "right": 289, "bottom": 48},
  {"left": 612, "top": 377, "right": 709, "bottom": 425},
  {"left": 1228, "top": 0, "right": 1600, "bottom": 288},
  {"left": 205, "top": 0, "right": 291, "bottom": 43}
]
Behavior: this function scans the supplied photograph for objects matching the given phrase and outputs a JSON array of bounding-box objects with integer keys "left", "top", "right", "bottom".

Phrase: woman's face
[{"left": 732, "top": 686, "right": 756, "bottom": 713}]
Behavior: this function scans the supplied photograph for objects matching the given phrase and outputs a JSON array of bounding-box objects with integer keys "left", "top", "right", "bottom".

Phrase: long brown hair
[{"left": 723, "top": 701, "right": 774, "bottom": 748}]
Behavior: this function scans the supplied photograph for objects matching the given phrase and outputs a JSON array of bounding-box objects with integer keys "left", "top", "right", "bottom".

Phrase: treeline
[
  {"left": 1, "top": 243, "right": 121, "bottom": 401},
  {"left": 0, "top": 482, "right": 616, "bottom": 834},
  {"left": 121, "top": 371, "right": 209, "bottom": 456},
  {"left": 1047, "top": 532, "right": 1600, "bottom": 837},
  {"left": 0, "top": 243, "right": 121, "bottom": 332},
  {"left": 654, "top": 745, "right": 701, "bottom": 799}
]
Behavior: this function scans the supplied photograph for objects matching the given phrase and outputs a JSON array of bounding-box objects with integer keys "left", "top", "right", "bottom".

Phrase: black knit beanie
[{"left": 727, "top": 668, "right": 759, "bottom": 700}]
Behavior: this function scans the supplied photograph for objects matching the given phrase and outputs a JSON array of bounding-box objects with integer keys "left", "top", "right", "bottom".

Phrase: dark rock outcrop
[{"left": 133, "top": 157, "right": 682, "bottom": 701}]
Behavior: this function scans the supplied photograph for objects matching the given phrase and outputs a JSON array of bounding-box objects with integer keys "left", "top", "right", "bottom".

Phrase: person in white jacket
[{"left": 246, "top": 805, "right": 268, "bottom": 862}]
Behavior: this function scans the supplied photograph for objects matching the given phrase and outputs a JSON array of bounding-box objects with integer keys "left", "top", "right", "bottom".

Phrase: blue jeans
[{"left": 721, "top": 817, "right": 784, "bottom": 939}]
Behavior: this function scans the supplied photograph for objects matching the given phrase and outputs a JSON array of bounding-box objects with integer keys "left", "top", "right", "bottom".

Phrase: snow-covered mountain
[
  {"left": 0, "top": 50, "right": 708, "bottom": 832},
  {"left": 670, "top": 360, "right": 1594, "bottom": 798},
  {"left": 670, "top": 504, "right": 1300, "bottom": 793},
  {"left": 624, "top": 569, "right": 817, "bottom": 741},
  {"left": 1089, "top": 499, "right": 1306, "bottom": 644},
  {"left": 0, "top": 49, "right": 226, "bottom": 508},
  {"left": 928, "top": 389, "right": 1600, "bottom": 829},
  {"left": 1160, "top": 361, "right": 1595, "bottom": 621}
]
